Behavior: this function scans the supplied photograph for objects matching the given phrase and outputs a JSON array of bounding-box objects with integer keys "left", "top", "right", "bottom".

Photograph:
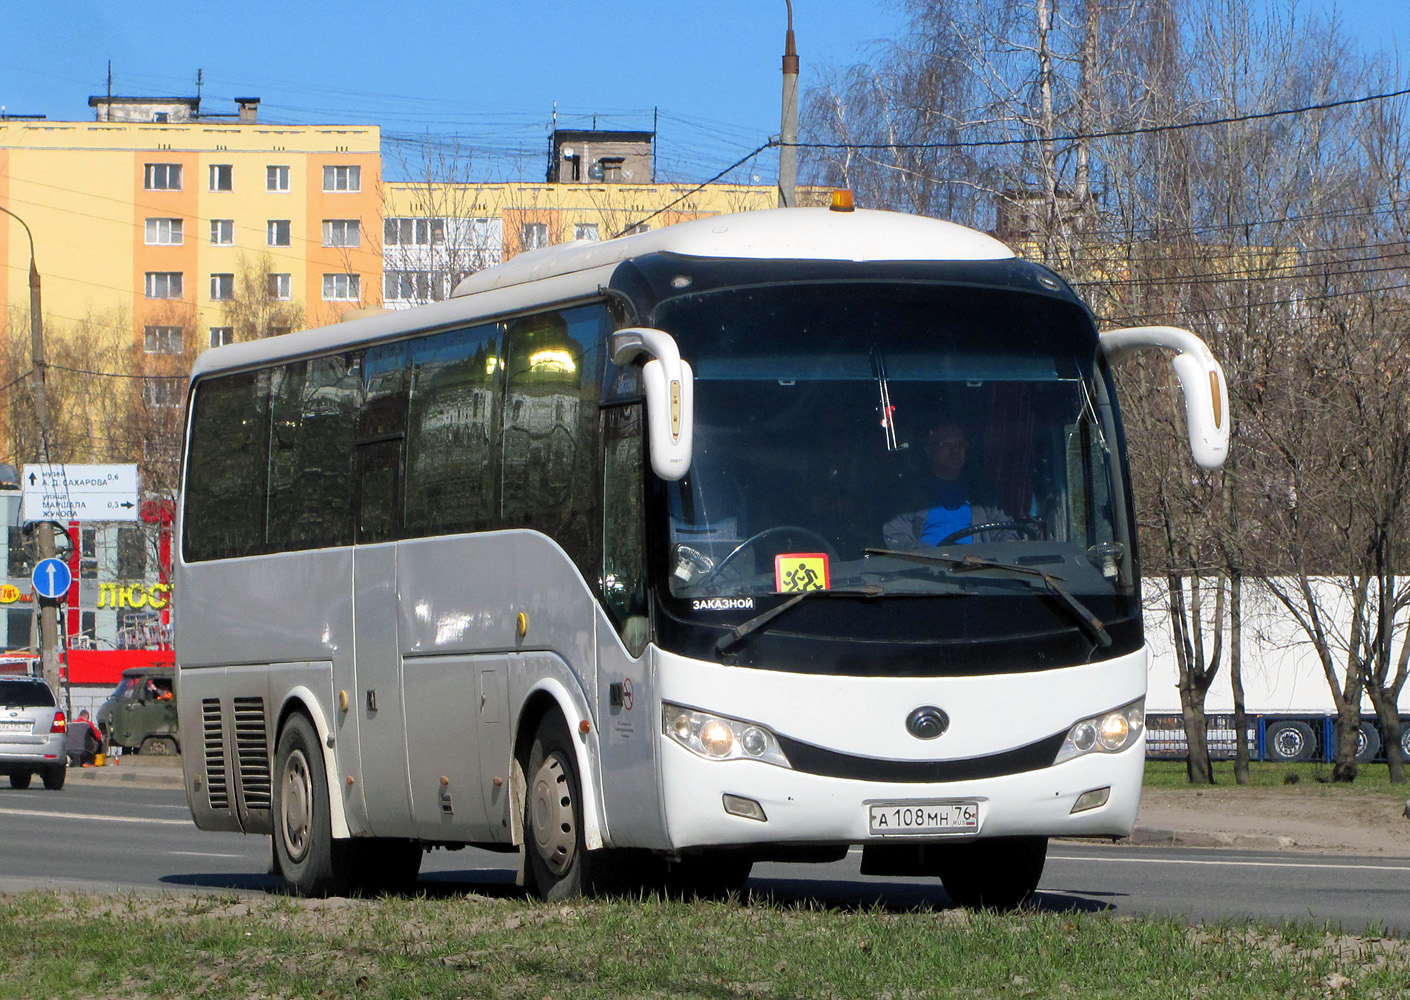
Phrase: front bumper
[{"left": 660, "top": 732, "right": 1144, "bottom": 849}]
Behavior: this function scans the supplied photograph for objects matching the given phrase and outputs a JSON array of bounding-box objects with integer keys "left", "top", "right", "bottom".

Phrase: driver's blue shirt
[{"left": 919, "top": 478, "right": 973, "bottom": 546}]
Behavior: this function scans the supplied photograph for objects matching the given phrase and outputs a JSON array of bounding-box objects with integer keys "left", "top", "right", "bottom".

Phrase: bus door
[
  {"left": 594, "top": 404, "right": 669, "bottom": 848},
  {"left": 352, "top": 344, "right": 416, "bottom": 837}
]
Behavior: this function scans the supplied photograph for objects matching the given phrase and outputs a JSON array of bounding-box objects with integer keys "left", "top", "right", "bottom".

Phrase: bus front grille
[
  {"left": 232, "top": 697, "right": 272, "bottom": 811},
  {"left": 201, "top": 698, "right": 229, "bottom": 810}
]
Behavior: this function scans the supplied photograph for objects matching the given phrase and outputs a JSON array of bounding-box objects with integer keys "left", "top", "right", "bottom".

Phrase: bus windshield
[{"left": 653, "top": 282, "right": 1132, "bottom": 609}]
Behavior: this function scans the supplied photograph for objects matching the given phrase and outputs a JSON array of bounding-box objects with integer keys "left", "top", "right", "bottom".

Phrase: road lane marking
[
  {"left": 1049, "top": 853, "right": 1410, "bottom": 873},
  {"left": 0, "top": 807, "right": 191, "bottom": 826},
  {"left": 167, "top": 851, "right": 246, "bottom": 859}
]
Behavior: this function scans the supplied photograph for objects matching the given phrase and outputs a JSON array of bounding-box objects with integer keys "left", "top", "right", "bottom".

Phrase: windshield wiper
[
  {"left": 863, "top": 548, "right": 1112, "bottom": 648},
  {"left": 716, "top": 585, "right": 884, "bottom": 653}
]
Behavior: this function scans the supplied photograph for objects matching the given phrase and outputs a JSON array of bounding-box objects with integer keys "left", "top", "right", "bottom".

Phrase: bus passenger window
[{"left": 357, "top": 439, "right": 403, "bottom": 544}]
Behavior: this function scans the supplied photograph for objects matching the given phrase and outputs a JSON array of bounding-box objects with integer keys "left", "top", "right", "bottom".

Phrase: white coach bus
[{"left": 177, "top": 201, "right": 1228, "bottom": 905}]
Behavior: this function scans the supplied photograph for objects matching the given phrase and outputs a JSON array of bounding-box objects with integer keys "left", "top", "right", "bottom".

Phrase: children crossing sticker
[{"left": 774, "top": 552, "right": 830, "bottom": 593}]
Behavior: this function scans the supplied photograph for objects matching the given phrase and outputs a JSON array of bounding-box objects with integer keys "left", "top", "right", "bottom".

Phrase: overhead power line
[{"left": 793, "top": 86, "right": 1410, "bottom": 152}]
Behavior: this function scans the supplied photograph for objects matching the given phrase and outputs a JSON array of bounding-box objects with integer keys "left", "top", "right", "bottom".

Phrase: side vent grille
[
  {"left": 233, "top": 697, "right": 272, "bottom": 811},
  {"left": 201, "top": 698, "right": 229, "bottom": 810}
]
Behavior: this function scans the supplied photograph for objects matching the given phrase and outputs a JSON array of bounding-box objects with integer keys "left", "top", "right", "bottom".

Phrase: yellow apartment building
[{"left": 0, "top": 96, "right": 382, "bottom": 358}]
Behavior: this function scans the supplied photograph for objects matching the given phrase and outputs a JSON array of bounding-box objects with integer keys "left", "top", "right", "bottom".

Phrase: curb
[
  {"left": 1126, "top": 825, "right": 1295, "bottom": 851},
  {"left": 67, "top": 763, "right": 184, "bottom": 789}
]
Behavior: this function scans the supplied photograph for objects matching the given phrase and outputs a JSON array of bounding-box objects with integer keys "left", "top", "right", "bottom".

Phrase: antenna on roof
[{"left": 106, "top": 61, "right": 112, "bottom": 101}]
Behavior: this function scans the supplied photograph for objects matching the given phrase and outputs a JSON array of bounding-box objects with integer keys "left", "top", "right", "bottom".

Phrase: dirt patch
[{"left": 1135, "top": 787, "right": 1410, "bottom": 855}]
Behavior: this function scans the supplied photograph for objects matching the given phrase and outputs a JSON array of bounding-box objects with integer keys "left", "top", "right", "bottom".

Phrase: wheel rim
[
  {"left": 280, "top": 748, "right": 314, "bottom": 863},
  {"left": 529, "top": 750, "right": 576, "bottom": 876}
]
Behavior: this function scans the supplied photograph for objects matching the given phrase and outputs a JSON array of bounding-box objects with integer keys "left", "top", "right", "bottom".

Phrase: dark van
[{"left": 96, "top": 667, "right": 179, "bottom": 755}]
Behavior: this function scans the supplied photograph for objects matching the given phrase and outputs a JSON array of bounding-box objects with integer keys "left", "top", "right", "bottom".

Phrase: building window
[
  {"left": 322, "top": 219, "right": 361, "bottom": 247},
  {"left": 210, "top": 273, "right": 235, "bottom": 301},
  {"left": 267, "top": 220, "right": 291, "bottom": 247},
  {"left": 322, "top": 165, "right": 361, "bottom": 192},
  {"left": 522, "top": 222, "right": 548, "bottom": 250},
  {"left": 143, "top": 163, "right": 182, "bottom": 190},
  {"left": 600, "top": 157, "right": 625, "bottom": 182},
  {"left": 144, "top": 325, "right": 183, "bottom": 353},
  {"left": 322, "top": 273, "right": 360, "bottom": 301},
  {"left": 267, "top": 165, "right": 290, "bottom": 192},
  {"left": 117, "top": 526, "right": 147, "bottom": 579},
  {"left": 574, "top": 223, "right": 600, "bottom": 242},
  {"left": 267, "top": 273, "right": 292, "bottom": 300},
  {"left": 622, "top": 223, "right": 650, "bottom": 236},
  {"left": 142, "top": 379, "right": 182, "bottom": 409},
  {"left": 267, "top": 325, "right": 291, "bottom": 338},
  {"left": 210, "top": 219, "right": 234, "bottom": 246},
  {"left": 209, "top": 164, "right": 233, "bottom": 191},
  {"left": 144, "top": 218, "right": 183, "bottom": 245},
  {"left": 144, "top": 272, "right": 183, "bottom": 299},
  {"left": 384, "top": 217, "right": 444, "bottom": 246},
  {"left": 209, "top": 326, "right": 234, "bottom": 348},
  {"left": 80, "top": 528, "right": 98, "bottom": 580},
  {"left": 384, "top": 270, "right": 440, "bottom": 302}
]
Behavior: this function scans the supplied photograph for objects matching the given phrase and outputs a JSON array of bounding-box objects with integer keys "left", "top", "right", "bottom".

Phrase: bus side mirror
[
  {"left": 610, "top": 327, "right": 694, "bottom": 480},
  {"left": 1100, "top": 325, "right": 1229, "bottom": 471}
]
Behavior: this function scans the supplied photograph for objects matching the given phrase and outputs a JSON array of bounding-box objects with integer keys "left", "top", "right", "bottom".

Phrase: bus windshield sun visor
[{"left": 864, "top": 548, "right": 1111, "bottom": 649}]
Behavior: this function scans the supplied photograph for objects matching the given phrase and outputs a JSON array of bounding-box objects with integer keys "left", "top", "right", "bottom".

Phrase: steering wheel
[
  {"left": 936, "top": 520, "right": 1044, "bottom": 545},
  {"left": 697, "top": 525, "right": 838, "bottom": 590}
]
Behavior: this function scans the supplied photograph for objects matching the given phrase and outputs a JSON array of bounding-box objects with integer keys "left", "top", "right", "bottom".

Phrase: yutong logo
[
  {"left": 692, "top": 597, "right": 756, "bottom": 612},
  {"left": 906, "top": 706, "right": 950, "bottom": 740}
]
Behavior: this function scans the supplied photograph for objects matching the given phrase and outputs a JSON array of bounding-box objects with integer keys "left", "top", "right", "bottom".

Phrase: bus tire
[
  {"left": 1266, "top": 720, "right": 1316, "bottom": 762},
  {"left": 1401, "top": 722, "right": 1410, "bottom": 760},
  {"left": 934, "top": 835, "right": 1047, "bottom": 910},
  {"left": 274, "top": 713, "right": 353, "bottom": 897},
  {"left": 1354, "top": 722, "right": 1381, "bottom": 763},
  {"left": 523, "top": 715, "right": 594, "bottom": 900}
]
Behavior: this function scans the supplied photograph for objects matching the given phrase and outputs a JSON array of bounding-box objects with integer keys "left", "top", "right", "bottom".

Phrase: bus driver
[{"left": 882, "top": 418, "right": 1016, "bottom": 548}]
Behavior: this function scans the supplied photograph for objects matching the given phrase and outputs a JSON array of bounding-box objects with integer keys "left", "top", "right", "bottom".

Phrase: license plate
[
  {"left": 868, "top": 801, "right": 980, "bottom": 836},
  {"left": 0, "top": 720, "right": 31, "bottom": 734}
]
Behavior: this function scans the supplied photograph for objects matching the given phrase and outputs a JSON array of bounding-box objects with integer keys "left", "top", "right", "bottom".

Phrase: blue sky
[{"left": 1, "top": 1, "right": 1403, "bottom": 185}]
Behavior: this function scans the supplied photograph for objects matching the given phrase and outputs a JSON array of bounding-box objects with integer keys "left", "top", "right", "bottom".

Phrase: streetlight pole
[
  {"left": 0, "top": 204, "right": 61, "bottom": 692},
  {"left": 778, "top": 0, "right": 799, "bottom": 208}
]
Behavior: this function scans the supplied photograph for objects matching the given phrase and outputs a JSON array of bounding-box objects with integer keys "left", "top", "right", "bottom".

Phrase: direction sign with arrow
[
  {"left": 32, "top": 557, "right": 73, "bottom": 601},
  {"left": 21, "top": 464, "right": 139, "bottom": 522}
]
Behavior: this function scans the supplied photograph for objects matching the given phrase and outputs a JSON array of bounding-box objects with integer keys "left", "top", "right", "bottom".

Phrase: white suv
[{"left": 0, "top": 676, "right": 67, "bottom": 790}]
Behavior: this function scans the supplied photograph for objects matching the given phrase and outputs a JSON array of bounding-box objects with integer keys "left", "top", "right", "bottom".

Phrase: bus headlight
[
  {"left": 1055, "top": 699, "right": 1144, "bottom": 764},
  {"left": 663, "top": 703, "right": 792, "bottom": 768}
]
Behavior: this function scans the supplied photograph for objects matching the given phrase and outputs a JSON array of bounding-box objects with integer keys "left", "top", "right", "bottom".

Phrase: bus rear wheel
[
  {"left": 274, "top": 713, "right": 353, "bottom": 897},
  {"left": 933, "top": 835, "right": 1047, "bottom": 910}
]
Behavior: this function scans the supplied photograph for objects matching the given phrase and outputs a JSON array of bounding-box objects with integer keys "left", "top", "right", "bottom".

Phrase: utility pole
[
  {"left": 0, "top": 205, "right": 62, "bottom": 692},
  {"left": 778, "top": 0, "right": 799, "bottom": 208}
]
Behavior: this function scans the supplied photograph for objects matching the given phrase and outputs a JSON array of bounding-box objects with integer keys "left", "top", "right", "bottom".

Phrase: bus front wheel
[
  {"left": 274, "top": 713, "right": 353, "bottom": 897},
  {"left": 933, "top": 835, "right": 1047, "bottom": 910},
  {"left": 524, "top": 716, "right": 595, "bottom": 900}
]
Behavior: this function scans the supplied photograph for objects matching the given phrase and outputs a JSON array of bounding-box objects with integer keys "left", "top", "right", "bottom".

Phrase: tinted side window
[
  {"left": 404, "top": 323, "right": 504, "bottom": 536},
  {"left": 356, "top": 343, "right": 409, "bottom": 541},
  {"left": 501, "top": 304, "right": 608, "bottom": 571},
  {"left": 267, "top": 356, "right": 361, "bottom": 550},
  {"left": 184, "top": 370, "right": 271, "bottom": 561}
]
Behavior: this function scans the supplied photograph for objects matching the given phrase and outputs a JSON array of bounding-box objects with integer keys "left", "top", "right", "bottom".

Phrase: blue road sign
[{"left": 32, "top": 557, "right": 72, "bottom": 601}]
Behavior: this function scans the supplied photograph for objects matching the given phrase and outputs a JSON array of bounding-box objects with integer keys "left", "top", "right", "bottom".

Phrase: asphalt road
[{"left": 2, "top": 781, "right": 1408, "bottom": 933}]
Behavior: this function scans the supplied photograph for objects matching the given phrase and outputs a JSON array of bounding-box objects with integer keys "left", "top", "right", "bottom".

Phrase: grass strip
[
  {"left": 2, "top": 890, "right": 1409, "bottom": 999},
  {"left": 1145, "top": 760, "right": 1410, "bottom": 800}
]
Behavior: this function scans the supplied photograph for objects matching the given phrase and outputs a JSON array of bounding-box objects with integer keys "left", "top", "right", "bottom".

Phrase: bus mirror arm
[
  {"left": 1100, "top": 325, "right": 1230, "bottom": 471},
  {"left": 610, "top": 328, "right": 694, "bottom": 481}
]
